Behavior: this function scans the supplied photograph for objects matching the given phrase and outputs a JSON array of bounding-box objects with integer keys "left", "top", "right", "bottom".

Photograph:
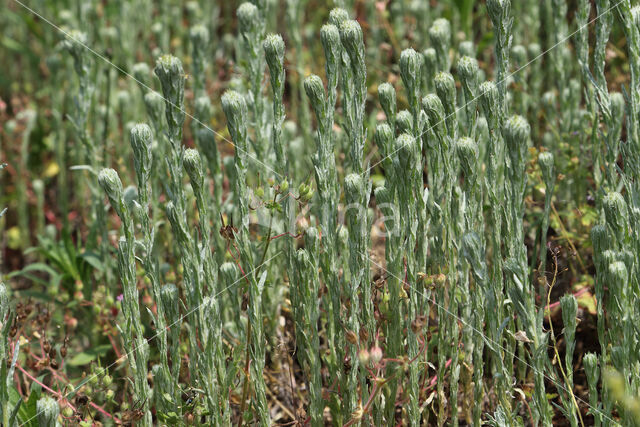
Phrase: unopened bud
[{"left": 370, "top": 345, "right": 383, "bottom": 364}]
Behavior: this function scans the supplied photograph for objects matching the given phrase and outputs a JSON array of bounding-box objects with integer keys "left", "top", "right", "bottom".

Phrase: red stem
[
  {"left": 89, "top": 401, "right": 120, "bottom": 422},
  {"left": 427, "top": 358, "right": 452, "bottom": 390},
  {"left": 15, "top": 363, "right": 76, "bottom": 412},
  {"left": 17, "top": 363, "right": 121, "bottom": 423},
  {"left": 228, "top": 243, "right": 248, "bottom": 280},
  {"left": 545, "top": 286, "right": 589, "bottom": 311},
  {"left": 106, "top": 333, "right": 122, "bottom": 359},
  {"left": 269, "top": 231, "right": 301, "bottom": 241}
]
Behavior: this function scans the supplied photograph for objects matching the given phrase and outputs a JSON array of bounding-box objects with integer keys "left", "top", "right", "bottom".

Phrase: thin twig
[{"left": 547, "top": 250, "right": 585, "bottom": 427}]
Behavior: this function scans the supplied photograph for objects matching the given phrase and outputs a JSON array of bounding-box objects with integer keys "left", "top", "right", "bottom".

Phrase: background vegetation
[{"left": 1, "top": 0, "right": 639, "bottom": 425}]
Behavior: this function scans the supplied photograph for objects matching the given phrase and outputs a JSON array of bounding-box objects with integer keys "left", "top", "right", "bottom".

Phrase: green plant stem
[
  {"left": 238, "top": 320, "right": 253, "bottom": 427},
  {"left": 546, "top": 261, "right": 585, "bottom": 427}
]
